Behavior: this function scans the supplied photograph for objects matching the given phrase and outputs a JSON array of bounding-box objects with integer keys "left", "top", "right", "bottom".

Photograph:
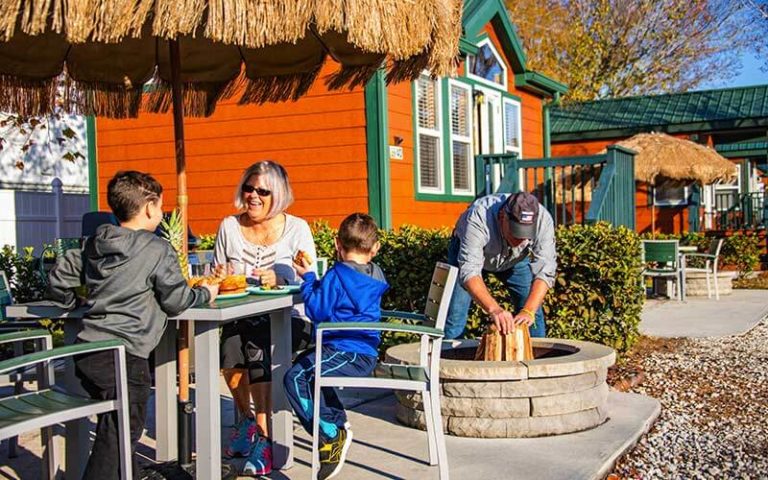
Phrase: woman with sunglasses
[{"left": 213, "top": 160, "right": 316, "bottom": 476}]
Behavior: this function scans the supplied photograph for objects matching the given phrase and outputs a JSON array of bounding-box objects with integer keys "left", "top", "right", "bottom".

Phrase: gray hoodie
[{"left": 45, "top": 224, "right": 210, "bottom": 358}]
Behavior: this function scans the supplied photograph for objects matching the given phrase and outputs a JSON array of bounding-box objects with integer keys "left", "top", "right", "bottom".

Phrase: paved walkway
[{"left": 641, "top": 289, "right": 768, "bottom": 338}]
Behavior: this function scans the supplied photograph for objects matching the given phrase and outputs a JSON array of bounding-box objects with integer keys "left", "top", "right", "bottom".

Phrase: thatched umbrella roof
[
  {"left": 0, "top": 0, "right": 462, "bottom": 118},
  {"left": 609, "top": 132, "right": 736, "bottom": 184}
]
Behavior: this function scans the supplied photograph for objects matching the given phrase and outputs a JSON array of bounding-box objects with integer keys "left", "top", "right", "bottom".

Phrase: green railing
[
  {"left": 713, "top": 191, "right": 767, "bottom": 230},
  {"left": 474, "top": 145, "right": 636, "bottom": 229}
]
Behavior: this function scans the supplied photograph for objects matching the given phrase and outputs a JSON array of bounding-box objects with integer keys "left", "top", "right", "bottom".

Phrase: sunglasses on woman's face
[{"left": 241, "top": 185, "right": 271, "bottom": 196}]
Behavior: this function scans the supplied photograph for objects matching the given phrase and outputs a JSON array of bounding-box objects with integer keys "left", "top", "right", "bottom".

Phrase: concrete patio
[{"left": 5, "top": 287, "right": 768, "bottom": 480}]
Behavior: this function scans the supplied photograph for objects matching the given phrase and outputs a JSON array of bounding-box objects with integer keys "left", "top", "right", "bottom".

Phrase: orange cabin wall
[
  {"left": 552, "top": 137, "right": 691, "bottom": 234},
  {"left": 96, "top": 62, "right": 369, "bottom": 235},
  {"left": 388, "top": 23, "right": 547, "bottom": 229}
]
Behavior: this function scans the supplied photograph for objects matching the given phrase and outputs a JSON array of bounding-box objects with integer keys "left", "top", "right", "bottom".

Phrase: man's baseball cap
[{"left": 502, "top": 192, "right": 539, "bottom": 239}]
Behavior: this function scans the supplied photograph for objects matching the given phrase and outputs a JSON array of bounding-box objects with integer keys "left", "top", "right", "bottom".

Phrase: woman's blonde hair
[{"left": 234, "top": 161, "right": 294, "bottom": 218}]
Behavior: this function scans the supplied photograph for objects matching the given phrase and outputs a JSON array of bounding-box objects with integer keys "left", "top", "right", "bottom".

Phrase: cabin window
[
  {"left": 449, "top": 81, "right": 473, "bottom": 194},
  {"left": 653, "top": 178, "right": 689, "bottom": 206},
  {"left": 503, "top": 98, "right": 522, "bottom": 154},
  {"left": 415, "top": 74, "right": 443, "bottom": 193},
  {"left": 468, "top": 40, "right": 507, "bottom": 87}
]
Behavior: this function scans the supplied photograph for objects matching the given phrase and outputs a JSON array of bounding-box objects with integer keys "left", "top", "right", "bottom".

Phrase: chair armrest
[
  {"left": 381, "top": 311, "right": 427, "bottom": 323},
  {"left": 0, "top": 339, "right": 124, "bottom": 375},
  {"left": 316, "top": 321, "right": 444, "bottom": 338},
  {"left": 681, "top": 253, "right": 716, "bottom": 259},
  {"left": 0, "top": 329, "right": 51, "bottom": 346}
]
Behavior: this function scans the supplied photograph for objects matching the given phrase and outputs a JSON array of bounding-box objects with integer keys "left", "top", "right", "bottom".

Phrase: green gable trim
[
  {"left": 551, "top": 84, "right": 768, "bottom": 139},
  {"left": 459, "top": 37, "right": 479, "bottom": 55},
  {"left": 462, "top": 0, "right": 526, "bottom": 73},
  {"left": 364, "top": 71, "right": 391, "bottom": 229},
  {"left": 86, "top": 116, "right": 98, "bottom": 211},
  {"left": 515, "top": 71, "right": 568, "bottom": 97}
]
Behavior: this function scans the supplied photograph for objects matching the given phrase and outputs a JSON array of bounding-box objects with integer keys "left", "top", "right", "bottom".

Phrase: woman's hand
[
  {"left": 293, "top": 256, "right": 312, "bottom": 277},
  {"left": 204, "top": 283, "right": 219, "bottom": 304},
  {"left": 253, "top": 268, "right": 277, "bottom": 288}
]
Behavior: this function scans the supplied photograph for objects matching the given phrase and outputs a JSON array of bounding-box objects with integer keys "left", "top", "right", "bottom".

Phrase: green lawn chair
[
  {"left": 38, "top": 238, "right": 82, "bottom": 285},
  {"left": 642, "top": 240, "right": 684, "bottom": 301},
  {"left": 311, "top": 262, "right": 458, "bottom": 480}
]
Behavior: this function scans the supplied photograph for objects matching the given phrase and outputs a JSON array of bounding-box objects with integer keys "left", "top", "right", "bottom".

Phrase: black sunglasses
[{"left": 241, "top": 185, "right": 271, "bottom": 196}]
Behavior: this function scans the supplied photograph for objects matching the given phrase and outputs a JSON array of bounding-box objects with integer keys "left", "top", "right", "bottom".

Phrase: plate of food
[
  {"left": 189, "top": 274, "right": 250, "bottom": 301},
  {"left": 246, "top": 284, "right": 301, "bottom": 295}
]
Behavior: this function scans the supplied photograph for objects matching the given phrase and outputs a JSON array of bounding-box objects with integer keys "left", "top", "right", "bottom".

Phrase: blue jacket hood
[{"left": 333, "top": 263, "right": 389, "bottom": 312}]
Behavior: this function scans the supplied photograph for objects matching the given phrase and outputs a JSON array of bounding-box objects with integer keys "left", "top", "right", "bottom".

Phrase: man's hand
[
  {"left": 513, "top": 309, "right": 535, "bottom": 327},
  {"left": 489, "top": 309, "right": 516, "bottom": 335}
]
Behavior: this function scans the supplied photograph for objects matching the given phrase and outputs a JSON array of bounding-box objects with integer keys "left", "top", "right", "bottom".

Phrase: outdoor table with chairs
[
  {"left": 6, "top": 291, "right": 302, "bottom": 480},
  {"left": 641, "top": 238, "right": 725, "bottom": 301}
]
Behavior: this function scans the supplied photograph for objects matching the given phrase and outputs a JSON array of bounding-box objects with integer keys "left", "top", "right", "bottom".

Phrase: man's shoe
[
  {"left": 242, "top": 434, "right": 273, "bottom": 476},
  {"left": 224, "top": 417, "right": 256, "bottom": 458},
  {"left": 317, "top": 427, "right": 353, "bottom": 480}
]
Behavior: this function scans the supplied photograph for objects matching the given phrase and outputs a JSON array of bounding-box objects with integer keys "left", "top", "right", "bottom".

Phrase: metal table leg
[
  {"left": 270, "top": 307, "right": 294, "bottom": 470},
  {"left": 194, "top": 320, "right": 222, "bottom": 479},
  {"left": 154, "top": 326, "right": 178, "bottom": 461}
]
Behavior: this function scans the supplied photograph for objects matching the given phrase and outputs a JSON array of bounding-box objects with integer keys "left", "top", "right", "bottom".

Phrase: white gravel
[{"left": 613, "top": 317, "right": 768, "bottom": 479}]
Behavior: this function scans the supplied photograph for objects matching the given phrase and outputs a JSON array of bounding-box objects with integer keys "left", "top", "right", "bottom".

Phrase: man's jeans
[
  {"left": 445, "top": 236, "right": 546, "bottom": 339},
  {"left": 75, "top": 344, "right": 151, "bottom": 480}
]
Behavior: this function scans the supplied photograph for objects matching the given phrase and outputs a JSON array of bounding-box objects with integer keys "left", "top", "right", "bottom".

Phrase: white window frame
[
  {"left": 467, "top": 38, "right": 508, "bottom": 89},
  {"left": 414, "top": 74, "right": 444, "bottom": 194},
  {"left": 448, "top": 79, "right": 474, "bottom": 195},
  {"left": 502, "top": 97, "right": 523, "bottom": 156}
]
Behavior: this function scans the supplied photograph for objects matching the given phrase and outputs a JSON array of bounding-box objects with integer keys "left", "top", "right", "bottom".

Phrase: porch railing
[
  {"left": 474, "top": 146, "right": 636, "bottom": 229},
  {"left": 712, "top": 191, "right": 768, "bottom": 230}
]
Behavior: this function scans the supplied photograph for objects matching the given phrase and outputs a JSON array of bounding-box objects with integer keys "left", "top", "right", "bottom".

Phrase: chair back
[
  {"left": 708, "top": 238, "right": 724, "bottom": 257},
  {"left": 0, "top": 271, "right": 13, "bottom": 321},
  {"left": 39, "top": 238, "right": 83, "bottom": 285},
  {"left": 642, "top": 240, "right": 680, "bottom": 267},
  {"left": 81, "top": 211, "right": 118, "bottom": 237},
  {"left": 421, "top": 262, "right": 458, "bottom": 331}
]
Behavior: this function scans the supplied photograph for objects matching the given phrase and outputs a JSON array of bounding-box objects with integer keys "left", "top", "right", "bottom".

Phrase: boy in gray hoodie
[{"left": 46, "top": 171, "right": 218, "bottom": 479}]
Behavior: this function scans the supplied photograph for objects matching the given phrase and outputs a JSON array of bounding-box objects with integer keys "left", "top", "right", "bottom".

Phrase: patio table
[{"left": 6, "top": 292, "right": 301, "bottom": 480}]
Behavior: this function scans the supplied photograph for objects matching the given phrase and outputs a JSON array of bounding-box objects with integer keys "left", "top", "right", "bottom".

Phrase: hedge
[{"left": 310, "top": 221, "right": 644, "bottom": 353}]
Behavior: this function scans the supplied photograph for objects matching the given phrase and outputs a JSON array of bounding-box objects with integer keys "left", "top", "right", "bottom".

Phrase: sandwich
[
  {"left": 219, "top": 275, "right": 247, "bottom": 294},
  {"left": 293, "top": 249, "right": 312, "bottom": 265}
]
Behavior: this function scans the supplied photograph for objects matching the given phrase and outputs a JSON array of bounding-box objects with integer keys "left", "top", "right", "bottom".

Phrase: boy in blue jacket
[{"left": 286, "top": 213, "right": 389, "bottom": 480}]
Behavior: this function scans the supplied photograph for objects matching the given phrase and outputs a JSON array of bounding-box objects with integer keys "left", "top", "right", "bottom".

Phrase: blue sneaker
[
  {"left": 224, "top": 417, "right": 256, "bottom": 458},
  {"left": 242, "top": 434, "right": 272, "bottom": 476}
]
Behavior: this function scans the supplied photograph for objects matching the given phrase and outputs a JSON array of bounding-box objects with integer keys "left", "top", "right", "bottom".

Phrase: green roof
[
  {"left": 551, "top": 85, "right": 768, "bottom": 141},
  {"left": 715, "top": 141, "right": 768, "bottom": 158}
]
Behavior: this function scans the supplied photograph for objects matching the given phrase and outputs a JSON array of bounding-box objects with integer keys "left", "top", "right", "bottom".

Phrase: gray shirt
[{"left": 454, "top": 194, "right": 557, "bottom": 288}]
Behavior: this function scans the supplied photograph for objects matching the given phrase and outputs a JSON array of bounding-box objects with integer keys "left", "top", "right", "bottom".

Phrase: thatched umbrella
[
  {"left": 0, "top": 0, "right": 462, "bottom": 472},
  {"left": 608, "top": 132, "right": 736, "bottom": 235}
]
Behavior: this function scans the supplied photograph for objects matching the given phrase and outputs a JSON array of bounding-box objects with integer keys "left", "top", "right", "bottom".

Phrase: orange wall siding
[{"left": 96, "top": 62, "right": 369, "bottom": 235}]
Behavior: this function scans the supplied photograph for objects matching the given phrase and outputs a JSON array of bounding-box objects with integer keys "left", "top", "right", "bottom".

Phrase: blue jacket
[{"left": 300, "top": 262, "right": 389, "bottom": 357}]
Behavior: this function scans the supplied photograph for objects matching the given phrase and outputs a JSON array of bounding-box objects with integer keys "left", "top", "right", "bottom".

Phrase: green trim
[
  {"left": 515, "top": 71, "right": 568, "bottom": 97},
  {"left": 715, "top": 141, "right": 768, "bottom": 159},
  {"left": 459, "top": 37, "right": 479, "bottom": 55},
  {"left": 462, "top": 0, "right": 526, "bottom": 73},
  {"left": 415, "top": 192, "right": 476, "bottom": 202},
  {"left": 460, "top": 75, "right": 522, "bottom": 101},
  {"left": 364, "top": 71, "right": 391, "bottom": 229},
  {"left": 86, "top": 116, "right": 98, "bottom": 211}
]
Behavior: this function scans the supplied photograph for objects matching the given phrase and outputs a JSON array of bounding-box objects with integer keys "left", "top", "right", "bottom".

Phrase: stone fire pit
[{"left": 386, "top": 338, "right": 615, "bottom": 438}]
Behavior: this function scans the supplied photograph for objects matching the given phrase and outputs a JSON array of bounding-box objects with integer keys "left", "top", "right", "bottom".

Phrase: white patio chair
[
  {"left": 683, "top": 238, "right": 725, "bottom": 300},
  {"left": 311, "top": 262, "right": 458, "bottom": 480}
]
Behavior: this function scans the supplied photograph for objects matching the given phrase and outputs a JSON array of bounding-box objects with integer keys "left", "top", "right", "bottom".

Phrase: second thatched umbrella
[{"left": 608, "top": 132, "right": 737, "bottom": 235}]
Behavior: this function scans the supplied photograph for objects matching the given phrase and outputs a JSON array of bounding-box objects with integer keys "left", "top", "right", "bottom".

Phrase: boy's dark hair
[
  {"left": 107, "top": 171, "right": 163, "bottom": 222},
  {"left": 338, "top": 213, "right": 379, "bottom": 253}
]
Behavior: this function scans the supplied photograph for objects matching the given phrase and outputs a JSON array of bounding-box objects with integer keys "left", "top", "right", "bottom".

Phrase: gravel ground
[{"left": 611, "top": 317, "right": 768, "bottom": 479}]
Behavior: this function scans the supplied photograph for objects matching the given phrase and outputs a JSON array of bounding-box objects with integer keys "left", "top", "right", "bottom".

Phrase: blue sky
[{"left": 698, "top": 52, "right": 768, "bottom": 90}]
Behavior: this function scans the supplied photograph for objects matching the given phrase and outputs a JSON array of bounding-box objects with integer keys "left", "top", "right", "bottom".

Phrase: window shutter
[
  {"left": 504, "top": 101, "right": 520, "bottom": 150},
  {"left": 419, "top": 134, "right": 440, "bottom": 189},
  {"left": 418, "top": 77, "right": 438, "bottom": 130}
]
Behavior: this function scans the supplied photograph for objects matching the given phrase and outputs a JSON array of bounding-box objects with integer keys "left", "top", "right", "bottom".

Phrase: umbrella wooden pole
[{"left": 169, "top": 38, "right": 194, "bottom": 467}]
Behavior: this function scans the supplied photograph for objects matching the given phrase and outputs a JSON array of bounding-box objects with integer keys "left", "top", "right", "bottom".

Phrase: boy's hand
[
  {"left": 293, "top": 256, "right": 312, "bottom": 277},
  {"left": 254, "top": 268, "right": 277, "bottom": 288},
  {"left": 204, "top": 283, "right": 219, "bottom": 304}
]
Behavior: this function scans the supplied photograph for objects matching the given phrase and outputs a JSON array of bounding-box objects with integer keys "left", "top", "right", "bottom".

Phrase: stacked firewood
[{"left": 474, "top": 324, "right": 534, "bottom": 361}]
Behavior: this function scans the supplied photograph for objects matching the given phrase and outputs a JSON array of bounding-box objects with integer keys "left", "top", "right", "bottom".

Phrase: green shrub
[
  {"left": 309, "top": 222, "right": 643, "bottom": 353},
  {"left": 0, "top": 245, "right": 46, "bottom": 303},
  {"left": 197, "top": 234, "right": 216, "bottom": 250},
  {"left": 721, "top": 233, "right": 760, "bottom": 278}
]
